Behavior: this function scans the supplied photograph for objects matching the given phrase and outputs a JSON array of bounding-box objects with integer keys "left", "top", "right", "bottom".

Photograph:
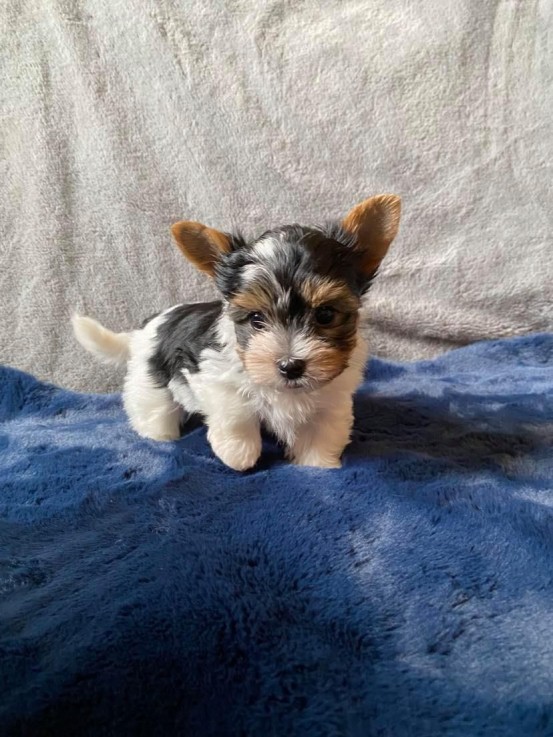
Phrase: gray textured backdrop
[{"left": 1, "top": 0, "right": 552, "bottom": 391}]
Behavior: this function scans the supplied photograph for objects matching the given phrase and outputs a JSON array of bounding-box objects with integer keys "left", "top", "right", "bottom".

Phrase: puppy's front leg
[
  {"left": 206, "top": 412, "right": 262, "bottom": 472},
  {"left": 291, "top": 397, "right": 354, "bottom": 469}
]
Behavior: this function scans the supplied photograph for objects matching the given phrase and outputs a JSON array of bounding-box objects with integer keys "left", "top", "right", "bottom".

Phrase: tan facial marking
[
  {"left": 300, "top": 277, "right": 360, "bottom": 311},
  {"left": 301, "top": 339, "right": 353, "bottom": 383},
  {"left": 241, "top": 327, "right": 356, "bottom": 389},
  {"left": 231, "top": 285, "right": 273, "bottom": 313},
  {"left": 242, "top": 328, "right": 288, "bottom": 385}
]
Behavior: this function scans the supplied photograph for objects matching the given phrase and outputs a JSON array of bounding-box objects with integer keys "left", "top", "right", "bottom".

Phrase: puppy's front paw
[
  {"left": 292, "top": 452, "right": 342, "bottom": 469},
  {"left": 131, "top": 417, "right": 181, "bottom": 442},
  {"left": 208, "top": 427, "right": 262, "bottom": 471}
]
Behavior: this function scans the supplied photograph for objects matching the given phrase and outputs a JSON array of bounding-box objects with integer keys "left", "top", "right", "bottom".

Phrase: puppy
[{"left": 73, "top": 194, "right": 400, "bottom": 470}]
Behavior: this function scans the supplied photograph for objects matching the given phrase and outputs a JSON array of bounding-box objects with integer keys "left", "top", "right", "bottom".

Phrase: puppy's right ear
[{"left": 171, "top": 221, "right": 232, "bottom": 277}]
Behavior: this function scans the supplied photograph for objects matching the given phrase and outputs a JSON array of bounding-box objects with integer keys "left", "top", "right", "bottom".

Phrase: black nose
[{"left": 277, "top": 358, "right": 306, "bottom": 380}]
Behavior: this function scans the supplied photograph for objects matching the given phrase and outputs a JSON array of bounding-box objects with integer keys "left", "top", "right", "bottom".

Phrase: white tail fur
[{"left": 72, "top": 314, "right": 131, "bottom": 365}]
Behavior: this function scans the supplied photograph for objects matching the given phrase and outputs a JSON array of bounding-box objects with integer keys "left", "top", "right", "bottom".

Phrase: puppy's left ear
[
  {"left": 171, "top": 221, "right": 232, "bottom": 277},
  {"left": 341, "top": 194, "right": 401, "bottom": 278}
]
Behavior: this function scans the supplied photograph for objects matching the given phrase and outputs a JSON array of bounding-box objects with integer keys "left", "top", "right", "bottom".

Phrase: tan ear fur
[
  {"left": 341, "top": 194, "right": 401, "bottom": 276},
  {"left": 171, "top": 221, "right": 232, "bottom": 276}
]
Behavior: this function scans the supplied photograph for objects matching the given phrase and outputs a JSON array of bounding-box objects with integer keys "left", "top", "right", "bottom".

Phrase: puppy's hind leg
[
  {"left": 123, "top": 331, "right": 183, "bottom": 442},
  {"left": 123, "top": 373, "right": 183, "bottom": 442}
]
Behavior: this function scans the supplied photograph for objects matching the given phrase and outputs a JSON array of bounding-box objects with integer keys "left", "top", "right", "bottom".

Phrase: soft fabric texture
[
  {"left": 1, "top": 1, "right": 552, "bottom": 391},
  {"left": 1, "top": 333, "right": 553, "bottom": 736}
]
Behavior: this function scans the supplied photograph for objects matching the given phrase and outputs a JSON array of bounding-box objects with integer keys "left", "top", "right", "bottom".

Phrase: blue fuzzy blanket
[{"left": 2, "top": 334, "right": 553, "bottom": 737}]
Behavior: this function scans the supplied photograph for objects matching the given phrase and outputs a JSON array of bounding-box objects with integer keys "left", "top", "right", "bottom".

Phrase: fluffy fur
[{"left": 73, "top": 195, "right": 401, "bottom": 470}]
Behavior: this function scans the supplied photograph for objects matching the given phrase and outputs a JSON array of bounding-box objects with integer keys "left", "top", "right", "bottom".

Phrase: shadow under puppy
[{"left": 73, "top": 195, "right": 401, "bottom": 470}]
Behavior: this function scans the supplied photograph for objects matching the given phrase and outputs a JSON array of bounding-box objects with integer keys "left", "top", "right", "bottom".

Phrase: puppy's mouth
[
  {"left": 282, "top": 378, "right": 310, "bottom": 391},
  {"left": 280, "top": 374, "right": 327, "bottom": 393}
]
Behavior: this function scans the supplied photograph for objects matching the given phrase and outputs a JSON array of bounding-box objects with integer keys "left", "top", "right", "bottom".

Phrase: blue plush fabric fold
[{"left": 1, "top": 334, "right": 553, "bottom": 736}]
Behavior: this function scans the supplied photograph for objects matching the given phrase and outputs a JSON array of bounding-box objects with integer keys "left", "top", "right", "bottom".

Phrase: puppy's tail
[{"left": 72, "top": 314, "right": 131, "bottom": 366}]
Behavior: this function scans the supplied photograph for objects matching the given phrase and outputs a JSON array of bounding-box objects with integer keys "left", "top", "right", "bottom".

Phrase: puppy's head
[{"left": 172, "top": 195, "right": 400, "bottom": 391}]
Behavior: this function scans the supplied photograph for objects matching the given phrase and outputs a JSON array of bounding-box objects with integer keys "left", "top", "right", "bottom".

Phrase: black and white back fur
[{"left": 73, "top": 195, "right": 401, "bottom": 470}]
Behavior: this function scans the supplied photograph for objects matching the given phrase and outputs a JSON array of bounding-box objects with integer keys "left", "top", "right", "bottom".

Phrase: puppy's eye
[
  {"left": 249, "top": 312, "right": 266, "bottom": 330},
  {"left": 314, "top": 306, "right": 336, "bottom": 326}
]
